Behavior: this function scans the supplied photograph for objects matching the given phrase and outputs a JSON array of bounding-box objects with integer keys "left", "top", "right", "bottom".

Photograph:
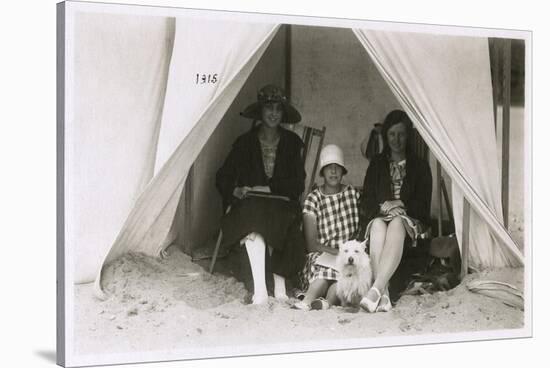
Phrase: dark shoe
[{"left": 310, "top": 298, "right": 330, "bottom": 310}]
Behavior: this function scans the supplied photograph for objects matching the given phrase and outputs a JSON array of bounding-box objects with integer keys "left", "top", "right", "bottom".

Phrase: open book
[
  {"left": 245, "top": 191, "right": 290, "bottom": 201},
  {"left": 315, "top": 252, "right": 338, "bottom": 269}
]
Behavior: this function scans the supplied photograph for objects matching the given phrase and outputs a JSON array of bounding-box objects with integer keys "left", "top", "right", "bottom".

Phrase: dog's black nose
[{"left": 348, "top": 257, "right": 354, "bottom": 264}]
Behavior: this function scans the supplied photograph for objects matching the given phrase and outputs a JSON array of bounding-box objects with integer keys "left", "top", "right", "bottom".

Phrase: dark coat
[
  {"left": 215, "top": 126, "right": 307, "bottom": 278},
  {"left": 216, "top": 126, "right": 306, "bottom": 209},
  {"left": 359, "top": 153, "right": 433, "bottom": 235}
]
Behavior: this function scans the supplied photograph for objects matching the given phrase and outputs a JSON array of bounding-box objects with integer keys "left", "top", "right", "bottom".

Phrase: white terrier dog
[{"left": 336, "top": 239, "right": 373, "bottom": 308}]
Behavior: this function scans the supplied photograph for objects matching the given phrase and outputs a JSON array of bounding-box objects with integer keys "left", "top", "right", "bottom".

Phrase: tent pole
[
  {"left": 461, "top": 197, "right": 471, "bottom": 280},
  {"left": 437, "top": 162, "right": 443, "bottom": 236},
  {"left": 489, "top": 38, "right": 501, "bottom": 131},
  {"left": 501, "top": 39, "right": 511, "bottom": 228},
  {"left": 441, "top": 178, "right": 454, "bottom": 224},
  {"left": 183, "top": 164, "right": 194, "bottom": 253},
  {"left": 309, "top": 126, "right": 326, "bottom": 193},
  {"left": 284, "top": 24, "right": 292, "bottom": 100}
]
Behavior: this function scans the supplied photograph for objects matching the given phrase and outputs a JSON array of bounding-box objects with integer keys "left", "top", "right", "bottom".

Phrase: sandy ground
[{"left": 73, "top": 246, "right": 525, "bottom": 358}]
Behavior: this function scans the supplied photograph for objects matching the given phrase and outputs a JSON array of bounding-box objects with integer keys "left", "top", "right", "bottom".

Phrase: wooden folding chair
[
  {"left": 208, "top": 124, "right": 326, "bottom": 273},
  {"left": 285, "top": 123, "right": 327, "bottom": 202},
  {"left": 409, "top": 128, "right": 470, "bottom": 283},
  {"left": 410, "top": 128, "right": 453, "bottom": 240},
  {"left": 409, "top": 128, "right": 434, "bottom": 241}
]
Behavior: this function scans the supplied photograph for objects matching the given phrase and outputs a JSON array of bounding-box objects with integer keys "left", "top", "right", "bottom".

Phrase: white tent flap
[
  {"left": 69, "top": 14, "right": 175, "bottom": 283},
  {"left": 353, "top": 29, "right": 523, "bottom": 267},
  {"left": 94, "top": 20, "right": 280, "bottom": 296},
  {"left": 155, "top": 19, "right": 279, "bottom": 172}
]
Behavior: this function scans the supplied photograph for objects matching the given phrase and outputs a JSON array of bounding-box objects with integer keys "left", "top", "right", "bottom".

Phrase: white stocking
[
  {"left": 244, "top": 233, "right": 268, "bottom": 304},
  {"left": 273, "top": 274, "right": 287, "bottom": 300}
]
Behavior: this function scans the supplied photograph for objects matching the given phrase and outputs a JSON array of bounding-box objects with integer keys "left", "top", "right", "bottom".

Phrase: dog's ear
[{"left": 360, "top": 239, "right": 367, "bottom": 251}]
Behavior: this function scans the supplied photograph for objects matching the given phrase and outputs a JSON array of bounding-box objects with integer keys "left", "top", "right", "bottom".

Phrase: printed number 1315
[{"left": 195, "top": 73, "right": 218, "bottom": 84}]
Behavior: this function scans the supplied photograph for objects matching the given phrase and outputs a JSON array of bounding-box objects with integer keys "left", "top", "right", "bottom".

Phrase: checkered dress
[
  {"left": 390, "top": 159, "right": 406, "bottom": 199},
  {"left": 299, "top": 185, "right": 360, "bottom": 289}
]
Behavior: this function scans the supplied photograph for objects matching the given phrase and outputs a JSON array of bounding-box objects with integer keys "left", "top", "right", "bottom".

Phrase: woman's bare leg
[
  {"left": 362, "top": 217, "right": 405, "bottom": 310},
  {"left": 369, "top": 218, "right": 388, "bottom": 278},
  {"left": 371, "top": 217, "right": 406, "bottom": 292},
  {"left": 325, "top": 282, "right": 339, "bottom": 306},
  {"left": 302, "top": 279, "right": 329, "bottom": 305}
]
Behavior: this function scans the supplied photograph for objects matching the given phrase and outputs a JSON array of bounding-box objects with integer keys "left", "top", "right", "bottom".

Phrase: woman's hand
[
  {"left": 387, "top": 206, "right": 406, "bottom": 216},
  {"left": 233, "top": 186, "right": 252, "bottom": 199},
  {"left": 380, "top": 200, "right": 405, "bottom": 214}
]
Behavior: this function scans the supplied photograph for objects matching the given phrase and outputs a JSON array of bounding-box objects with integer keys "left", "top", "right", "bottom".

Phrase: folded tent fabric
[
  {"left": 69, "top": 14, "right": 175, "bottom": 284},
  {"left": 467, "top": 279, "right": 524, "bottom": 310},
  {"left": 93, "top": 20, "right": 281, "bottom": 298},
  {"left": 353, "top": 29, "right": 523, "bottom": 268}
]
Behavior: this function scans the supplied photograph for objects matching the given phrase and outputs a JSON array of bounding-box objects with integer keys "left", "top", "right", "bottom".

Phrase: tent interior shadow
[{"left": 34, "top": 350, "right": 56, "bottom": 363}]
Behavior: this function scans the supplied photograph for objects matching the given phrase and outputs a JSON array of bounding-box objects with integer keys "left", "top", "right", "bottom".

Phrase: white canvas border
[{"left": 58, "top": 1, "right": 533, "bottom": 367}]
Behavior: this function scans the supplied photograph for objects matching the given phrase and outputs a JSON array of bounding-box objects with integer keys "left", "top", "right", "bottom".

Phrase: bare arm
[{"left": 303, "top": 214, "right": 339, "bottom": 255}]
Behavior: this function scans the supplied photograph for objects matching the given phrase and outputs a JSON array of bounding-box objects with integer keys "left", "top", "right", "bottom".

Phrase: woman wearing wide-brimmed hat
[{"left": 216, "top": 84, "right": 306, "bottom": 304}]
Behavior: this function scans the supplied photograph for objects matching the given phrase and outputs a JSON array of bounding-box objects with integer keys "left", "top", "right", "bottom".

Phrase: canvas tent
[{"left": 63, "top": 8, "right": 524, "bottom": 295}]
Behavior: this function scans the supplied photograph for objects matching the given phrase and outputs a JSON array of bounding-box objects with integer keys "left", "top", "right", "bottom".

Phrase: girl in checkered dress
[{"left": 293, "top": 145, "right": 360, "bottom": 311}]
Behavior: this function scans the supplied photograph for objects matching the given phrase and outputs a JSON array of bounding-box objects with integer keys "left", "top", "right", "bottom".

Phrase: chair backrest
[
  {"left": 410, "top": 128, "right": 430, "bottom": 161},
  {"left": 282, "top": 123, "right": 326, "bottom": 202}
]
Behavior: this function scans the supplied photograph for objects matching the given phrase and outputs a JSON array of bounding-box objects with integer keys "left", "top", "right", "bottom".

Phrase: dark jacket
[
  {"left": 359, "top": 153, "right": 432, "bottom": 233},
  {"left": 216, "top": 126, "right": 306, "bottom": 209}
]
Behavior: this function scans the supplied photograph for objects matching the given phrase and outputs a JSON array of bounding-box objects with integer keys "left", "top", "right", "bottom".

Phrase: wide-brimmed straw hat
[{"left": 240, "top": 84, "right": 302, "bottom": 124}]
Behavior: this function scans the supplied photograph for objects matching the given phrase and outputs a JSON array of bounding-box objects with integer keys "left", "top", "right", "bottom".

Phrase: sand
[{"left": 73, "top": 246, "right": 524, "bottom": 358}]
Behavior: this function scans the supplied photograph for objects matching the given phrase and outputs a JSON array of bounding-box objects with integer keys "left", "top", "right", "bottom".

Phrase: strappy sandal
[
  {"left": 291, "top": 301, "right": 311, "bottom": 311},
  {"left": 376, "top": 294, "right": 392, "bottom": 312},
  {"left": 360, "top": 286, "right": 381, "bottom": 313}
]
